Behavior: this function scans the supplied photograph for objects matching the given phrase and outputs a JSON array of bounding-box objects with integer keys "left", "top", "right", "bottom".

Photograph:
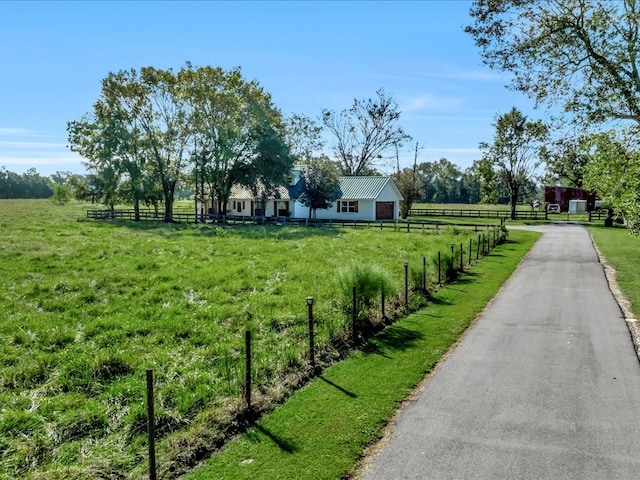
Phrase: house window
[{"left": 338, "top": 200, "right": 358, "bottom": 213}]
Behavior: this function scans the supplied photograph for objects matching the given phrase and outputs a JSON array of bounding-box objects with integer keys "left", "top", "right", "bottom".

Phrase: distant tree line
[{"left": 0, "top": 167, "right": 54, "bottom": 199}]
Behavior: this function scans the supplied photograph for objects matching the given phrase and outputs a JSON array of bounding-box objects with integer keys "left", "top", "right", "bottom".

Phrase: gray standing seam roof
[{"left": 338, "top": 176, "right": 391, "bottom": 199}]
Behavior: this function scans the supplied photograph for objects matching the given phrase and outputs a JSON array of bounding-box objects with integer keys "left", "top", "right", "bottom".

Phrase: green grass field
[
  {"left": 587, "top": 224, "right": 640, "bottom": 316},
  {"left": 185, "top": 228, "right": 540, "bottom": 480},
  {"left": 0, "top": 200, "right": 499, "bottom": 479}
]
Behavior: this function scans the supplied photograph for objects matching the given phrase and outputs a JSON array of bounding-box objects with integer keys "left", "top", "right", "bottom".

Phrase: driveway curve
[{"left": 361, "top": 224, "right": 640, "bottom": 480}]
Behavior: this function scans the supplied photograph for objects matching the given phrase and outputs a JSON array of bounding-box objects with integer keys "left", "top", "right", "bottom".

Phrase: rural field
[{"left": 0, "top": 200, "right": 498, "bottom": 479}]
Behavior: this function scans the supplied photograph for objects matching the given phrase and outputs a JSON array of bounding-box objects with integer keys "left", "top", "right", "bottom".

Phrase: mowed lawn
[
  {"left": 0, "top": 200, "right": 493, "bottom": 479},
  {"left": 588, "top": 224, "right": 640, "bottom": 316}
]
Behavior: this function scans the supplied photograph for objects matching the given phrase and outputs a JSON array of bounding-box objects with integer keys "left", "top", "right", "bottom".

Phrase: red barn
[{"left": 544, "top": 186, "right": 596, "bottom": 212}]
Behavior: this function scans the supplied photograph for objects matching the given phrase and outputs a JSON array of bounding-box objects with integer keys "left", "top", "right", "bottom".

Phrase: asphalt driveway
[{"left": 361, "top": 224, "right": 640, "bottom": 480}]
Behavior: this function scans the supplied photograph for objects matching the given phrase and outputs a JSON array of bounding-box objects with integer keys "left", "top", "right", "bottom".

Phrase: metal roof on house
[
  {"left": 229, "top": 175, "right": 400, "bottom": 201},
  {"left": 230, "top": 184, "right": 292, "bottom": 200},
  {"left": 338, "top": 176, "right": 394, "bottom": 199}
]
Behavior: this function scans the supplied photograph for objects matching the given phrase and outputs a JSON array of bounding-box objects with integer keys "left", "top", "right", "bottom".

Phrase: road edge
[{"left": 589, "top": 232, "right": 640, "bottom": 362}]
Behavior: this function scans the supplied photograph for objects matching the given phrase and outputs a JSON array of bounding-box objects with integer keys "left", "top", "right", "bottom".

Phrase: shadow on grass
[
  {"left": 319, "top": 376, "right": 357, "bottom": 398},
  {"left": 90, "top": 219, "right": 348, "bottom": 240},
  {"left": 363, "top": 325, "right": 425, "bottom": 358},
  {"left": 247, "top": 423, "right": 298, "bottom": 453}
]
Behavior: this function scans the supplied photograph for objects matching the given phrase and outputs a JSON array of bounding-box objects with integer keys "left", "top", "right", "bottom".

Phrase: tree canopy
[
  {"left": 298, "top": 159, "right": 341, "bottom": 218},
  {"left": 322, "top": 89, "right": 411, "bottom": 176},
  {"left": 583, "top": 129, "right": 640, "bottom": 232},
  {"left": 68, "top": 64, "right": 292, "bottom": 220},
  {"left": 466, "top": 0, "right": 640, "bottom": 127},
  {"left": 479, "top": 108, "right": 548, "bottom": 220},
  {"left": 467, "top": 1, "right": 640, "bottom": 228}
]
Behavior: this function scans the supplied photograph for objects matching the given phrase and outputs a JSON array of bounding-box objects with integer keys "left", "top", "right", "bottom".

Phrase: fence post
[
  {"left": 352, "top": 285, "right": 357, "bottom": 344},
  {"left": 404, "top": 261, "right": 409, "bottom": 307},
  {"left": 406, "top": 222, "right": 410, "bottom": 233},
  {"left": 477, "top": 235, "right": 481, "bottom": 260},
  {"left": 146, "top": 369, "right": 157, "bottom": 480},
  {"left": 469, "top": 238, "right": 472, "bottom": 266},
  {"left": 307, "top": 297, "right": 315, "bottom": 371},
  {"left": 437, "top": 251, "right": 442, "bottom": 286},
  {"left": 245, "top": 330, "right": 252, "bottom": 411},
  {"left": 422, "top": 256, "right": 426, "bottom": 291}
]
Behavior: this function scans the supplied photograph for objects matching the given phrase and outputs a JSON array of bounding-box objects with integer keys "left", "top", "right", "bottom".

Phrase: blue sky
[{"left": 0, "top": 0, "right": 537, "bottom": 176}]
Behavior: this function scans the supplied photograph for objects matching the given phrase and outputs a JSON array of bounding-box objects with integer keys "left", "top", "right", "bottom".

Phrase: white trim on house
[{"left": 221, "top": 169, "right": 403, "bottom": 221}]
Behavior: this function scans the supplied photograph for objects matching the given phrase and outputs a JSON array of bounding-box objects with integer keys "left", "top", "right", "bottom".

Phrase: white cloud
[
  {"left": 401, "top": 94, "right": 463, "bottom": 113},
  {"left": 0, "top": 140, "right": 84, "bottom": 175},
  {"left": 0, "top": 127, "right": 36, "bottom": 136}
]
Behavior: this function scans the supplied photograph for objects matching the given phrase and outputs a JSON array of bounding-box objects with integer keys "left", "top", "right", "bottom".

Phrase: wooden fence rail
[
  {"left": 408, "top": 208, "right": 547, "bottom": 220},
  {"left": 86, "top": 209, "right": 500, "bottom": 232}
]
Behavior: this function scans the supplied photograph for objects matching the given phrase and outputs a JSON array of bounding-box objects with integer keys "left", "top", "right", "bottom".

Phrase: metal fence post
[
  {"left": 352, "top": 285, "right": 357, "bottom": 344},
  {"left": 307, "top": 297, "right": 315, "bottom": 371},
  {"left": 146, "top": 369, "right": 157, "bottom": 480},
  {"left": 404, "top": 261, "right": 409, "bottom": 307},
  {"left": 245, "top": 330, "right": 252, "bottom": 411}
]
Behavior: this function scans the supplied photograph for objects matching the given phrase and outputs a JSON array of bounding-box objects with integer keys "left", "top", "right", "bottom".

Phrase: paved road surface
[{"left": 362, "top": 224, "right": 640, "bottom": 480}]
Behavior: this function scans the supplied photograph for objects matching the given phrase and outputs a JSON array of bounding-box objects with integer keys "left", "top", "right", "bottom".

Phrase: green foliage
[
  {"left": 298, "top": 159, "right": 341, "bottom": 217},
  {"left": 335, "top": 261, "right": 395, "bottom": 322},
  {"left": 68, "top": 64, "right": 293, "bottom": 222},
  {"left": 479, "top": 108, "right": 548, "bottom": 220},
  {"left": 51, "top": 183, "right": 72, "bottom": 205},
  {"left": 466, "top": 0, "right": 640, "bottom": 128},
  {"left": 584, "top": 130, "right": 640, "bottom": 233},
  {"left": 394, "top": 167, "right": 422, "bottom": 219},
  {"left": 0, "top": 167, "right": 53, "bottom": 199}
]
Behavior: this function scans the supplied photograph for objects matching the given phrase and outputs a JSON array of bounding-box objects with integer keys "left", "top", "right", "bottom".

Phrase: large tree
[
  {"left": 466, "top": 0, "right": 640, "bottom": 127},
  {"left": 70, "top": 64, "right": 292, "bottom": 219},
  {"left": 541, "top": 136, "right": 590, "bottom": 188},
  {"left": 182, "top": 65, "right": 292, "bottom": 215},
  {"left": 298, "top": 159, "right": 341, "bottom": 219},
  {"left": 68, "top": 67, "right": 190, "bottom": 222},
  {"left": 285, "top": 113, "right": 325, "bottom": 164},
  {"left": 394, "top": 167, "right": 422, "bottom": 219},
  {"left": 583, "top": 129, "right": 640, "bottom": 232},
  {"left": 479, "top": 108, "right": 548, "bottom": 220},
  {"left": 322, "top": 89, "right": 411, "bottom": 175}
]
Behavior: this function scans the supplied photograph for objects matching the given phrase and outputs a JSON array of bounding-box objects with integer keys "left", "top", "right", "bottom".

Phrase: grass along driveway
[{"left": 185, "top": 229, "right": 541, "bottom": 480}]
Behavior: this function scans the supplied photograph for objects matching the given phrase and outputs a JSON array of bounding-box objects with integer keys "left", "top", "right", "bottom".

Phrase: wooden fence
[
  {"left": 86, "top": 209, "right": 500, "bottom": 232},
  {"left": 408, "top": 207, "right": 547, "bottom": 220}
]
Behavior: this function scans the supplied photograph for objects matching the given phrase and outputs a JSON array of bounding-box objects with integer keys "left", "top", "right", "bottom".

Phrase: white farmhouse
[{"left": 217, "top": 166, "right": 403, "bottom": 221}]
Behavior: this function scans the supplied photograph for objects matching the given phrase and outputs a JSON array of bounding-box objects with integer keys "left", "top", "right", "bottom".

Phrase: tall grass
[{"left": 0, "top": 200, "right": 490, "bottom": 479}]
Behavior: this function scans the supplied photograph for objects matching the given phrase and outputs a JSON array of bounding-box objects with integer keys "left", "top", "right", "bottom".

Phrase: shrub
[{"left": 335, "top": 262, "right": 395, "bottom": 327}]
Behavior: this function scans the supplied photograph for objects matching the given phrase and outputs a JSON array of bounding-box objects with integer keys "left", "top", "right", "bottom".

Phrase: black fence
[
  {"left": 86, "top": 209, "right": 500, "bottom": 232},
  {"left": 408, "top": 207, "right": 548, "bottom": 220}
]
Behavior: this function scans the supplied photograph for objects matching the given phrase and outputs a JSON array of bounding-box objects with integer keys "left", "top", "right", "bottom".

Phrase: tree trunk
[
  {"left": 134, "top": 197, "right": 140, "bottom": 222},
  {"left": 163, "top": 181, "right": 175, "bottom": 223}
]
